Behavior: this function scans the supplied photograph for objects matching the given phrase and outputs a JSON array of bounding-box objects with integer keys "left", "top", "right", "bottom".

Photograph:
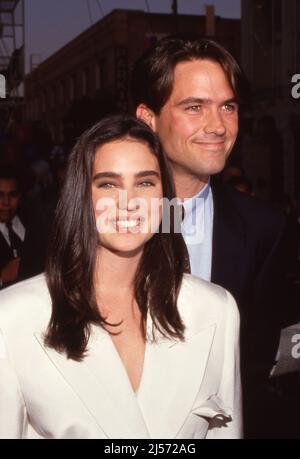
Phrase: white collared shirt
[
  {"left": 0, "top": 216, "right": 25, "bottom": 246},
  {"left": 181, "top": 181, "right": 214, "bottom": 281}
]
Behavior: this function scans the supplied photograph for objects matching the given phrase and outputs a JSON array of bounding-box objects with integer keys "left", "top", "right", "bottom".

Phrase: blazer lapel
[
  {"left": 34, "top": 281, "right": 217, "bottom": 440},
  {"left": 136, "top": 315, "right": 216, "bottom": 439},
  {"left": 34, "top": 326, "right": 150, "bottom": 439},
  {"left": 211, "top": 180, "right": 248, "bottom": 301}
]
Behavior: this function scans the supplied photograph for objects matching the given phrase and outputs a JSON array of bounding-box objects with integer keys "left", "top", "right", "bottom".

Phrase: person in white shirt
[{"left": 0, "top": 167, "right": 25, "bottom": 289}]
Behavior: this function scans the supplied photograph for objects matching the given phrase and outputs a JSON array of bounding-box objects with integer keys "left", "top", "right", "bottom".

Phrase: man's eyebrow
[
  {"left": 223, "top": 98, "right": 239, "bottom": 105},
  {"left": 176, "top": 97, "right": 239, "bottom": 106},
  {"left": 0, "top": 189, "right": 19, "bottom": 194},
  {"left": 93, "top": 170, "right": 160, "bottom": 180},
  {"left": 176, "top": 97, "right": 210, "bottom": 107}
]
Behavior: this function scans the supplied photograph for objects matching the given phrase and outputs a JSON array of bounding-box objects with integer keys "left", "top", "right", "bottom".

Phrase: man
[
  {"left": 0, "top": 167, "right": 25, "bottom": 289},
  {"left": 131, "top": 35, "right": 291, "bottom": 438}
]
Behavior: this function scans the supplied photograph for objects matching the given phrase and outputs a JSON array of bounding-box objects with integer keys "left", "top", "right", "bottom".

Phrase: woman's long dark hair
[{"left": 45, "top": 114, "right": 188, "bottom": 360}]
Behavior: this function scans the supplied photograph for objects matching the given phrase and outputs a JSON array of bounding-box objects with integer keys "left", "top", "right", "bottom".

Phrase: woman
[{"left": 0, "top": 114, "right": 242, "bottom": 439}]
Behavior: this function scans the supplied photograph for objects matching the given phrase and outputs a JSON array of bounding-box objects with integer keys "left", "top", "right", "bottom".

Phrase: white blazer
[{"left": 0, "top": 273, "right": 242, "bottom": 439}]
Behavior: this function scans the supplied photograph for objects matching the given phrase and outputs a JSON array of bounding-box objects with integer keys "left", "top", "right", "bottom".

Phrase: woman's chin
[
  {"left": 99, "top": 231, "right": 154, "bottom": 256},
  {"left": 98, "top": 238, "right": 146, "bottom": 258},
  {"left": 112, "top": 244, "right": 145, "bottom": 258}
]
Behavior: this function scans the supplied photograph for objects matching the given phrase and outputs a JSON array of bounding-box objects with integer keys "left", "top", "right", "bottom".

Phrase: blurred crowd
[{"left": 0, "top": 120, "right": 66, "bottom": 287}]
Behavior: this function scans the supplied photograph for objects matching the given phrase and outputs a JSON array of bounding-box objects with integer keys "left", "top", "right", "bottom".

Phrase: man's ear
[{"left": 136, "top": 104, "right": 157, "bottom": 131}]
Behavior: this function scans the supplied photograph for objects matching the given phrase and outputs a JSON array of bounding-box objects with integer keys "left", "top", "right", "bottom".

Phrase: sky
[{"left": 25, "top": 0, "right": 241, "bottom": 73}]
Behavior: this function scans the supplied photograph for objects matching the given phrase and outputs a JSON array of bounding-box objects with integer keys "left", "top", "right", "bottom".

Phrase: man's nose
[
  {"left": 203, "top": 109, "right": 226, "bottom": 136},
  {"left": 2, "top": 194, "right": 11, "bottom": 206}
]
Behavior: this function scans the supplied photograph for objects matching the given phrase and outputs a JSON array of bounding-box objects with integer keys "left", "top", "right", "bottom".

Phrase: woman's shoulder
[
  {"left": 178, "top": 273, "right": 239, "bottom": 328},
  {"left": 0, "top": 274, "right": 51, "bottom": 332},
  {"left": 180, "top": 273, "right": 230, "bottom": 305}
]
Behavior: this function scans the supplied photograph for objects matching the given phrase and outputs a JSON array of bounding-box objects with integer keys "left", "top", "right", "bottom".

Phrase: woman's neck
[{"left": 94, "top": 246, "right": 142, "bottom": 319}]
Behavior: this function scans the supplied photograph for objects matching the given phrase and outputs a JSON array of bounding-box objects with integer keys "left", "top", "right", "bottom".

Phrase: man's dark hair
[
  {"left": 0, "top": 163, "right": 26, "bottom": 196},
  {"left": 131, "top": 34, "right": 250, "bottom": 114},
  {"left": 0, "top": 165, "right": 19, "bottom": 183},
  {"left": 45, "top": 114, "right": 188, "bottom": 360}
]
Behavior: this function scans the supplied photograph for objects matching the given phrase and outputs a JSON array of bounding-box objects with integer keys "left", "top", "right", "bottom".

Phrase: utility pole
[
  {"left": 172, "top": 0, "right": 178, "bottom": 15},
  {"left": 172, "top": 0, "right": 179, "bottom": 32},
  {"left": 205, "top": 5, "right": 216, "bottom": 37}
]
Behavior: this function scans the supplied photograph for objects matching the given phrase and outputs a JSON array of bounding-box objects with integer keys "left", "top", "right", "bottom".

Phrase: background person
[{"left": 0, "top": 166, "right": 25, "bottom": 289}]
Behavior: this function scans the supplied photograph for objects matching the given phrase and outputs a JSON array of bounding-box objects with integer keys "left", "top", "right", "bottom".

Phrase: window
[
  {"left": 70, "top": 75, "right": 76, "bottom": 100},
  {"left": 82, "top": 68, "right": 88, "bottom": 96},
  {"left": 96, "top": 60, "right": 105, "bottom": 90},
  {"left": 59, "top": 81, "right": 65, "bottom": 105},
  {"left": 42, "top": 92, "right": 46, "bottom": 112},
  {"left": 49, "top": 87, "right": 55, "bottom": 108}
]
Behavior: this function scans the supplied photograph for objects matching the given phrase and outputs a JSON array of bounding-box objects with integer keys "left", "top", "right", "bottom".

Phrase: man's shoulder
[
  {"left": 0, "top": 229, "right": 8, "bottom": 245},
  {"left": 13, "top": 210, "right": 27, "bottom": 229},
  {"left": 212, "top": 180, "right": 286, "bottom": 229},
  {"left": 0, "top": 230, "right": 12, "bottom": 267}
]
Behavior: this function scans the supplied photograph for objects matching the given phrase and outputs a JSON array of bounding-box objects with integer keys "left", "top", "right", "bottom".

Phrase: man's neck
[
  {"left": 172, "top": 171, "right": 210, "bottom": 201},
  {"left": 0, "top": 216, "right": 16, "bottom": 227}
]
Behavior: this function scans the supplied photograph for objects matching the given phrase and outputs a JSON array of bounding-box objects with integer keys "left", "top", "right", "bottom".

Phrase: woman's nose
[{"left": 118, "top": 189, "right": 140, "bottom": 212}]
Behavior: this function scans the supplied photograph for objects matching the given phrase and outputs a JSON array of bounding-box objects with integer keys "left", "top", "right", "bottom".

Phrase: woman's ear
[{"left": 136, "top": 104, "right": 157, "bottom": 131}]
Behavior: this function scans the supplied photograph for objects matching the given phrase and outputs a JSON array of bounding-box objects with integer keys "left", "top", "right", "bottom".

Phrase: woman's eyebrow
[
  {"left": 93, "top": 170, "right": 160, "bottom": 181},
  {"left": 134, "top": 170, "right": 160, "bottom": 178},
  {"left": 93, "top": 172, "right": 121, "bottom": 180}
]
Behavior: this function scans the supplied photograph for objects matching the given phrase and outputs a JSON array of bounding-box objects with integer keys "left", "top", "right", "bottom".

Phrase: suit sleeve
[
  {"left": 207, "top": 290, "right": 243, "bottom": 439},
  {"left": 0, "top": 329, "right": 27, "bottom": 439}
]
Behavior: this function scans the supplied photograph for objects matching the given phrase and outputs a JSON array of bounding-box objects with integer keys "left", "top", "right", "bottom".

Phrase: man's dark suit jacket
[
  {"left": 0, "top": 216, "right": 26, "bottom": 271},
  {"left": 210, "top": 178, "right": 297, "bottom": 438},
  {"left": 0, "top": 216, "right": 26, "bottom": 289},
  {"left": 0, "top": 230, "right": 17, "bottom": 271}
]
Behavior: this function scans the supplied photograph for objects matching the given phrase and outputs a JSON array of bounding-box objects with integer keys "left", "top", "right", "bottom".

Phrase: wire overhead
[
  {"left": 95, "top": 0, "right": 105, "bottom": 17},
  {"left": 145, "top": 0, "right": 151, "bottom": 13},
  {"left": 86, "top": 0, "right": 93, "bottom": 25}
]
